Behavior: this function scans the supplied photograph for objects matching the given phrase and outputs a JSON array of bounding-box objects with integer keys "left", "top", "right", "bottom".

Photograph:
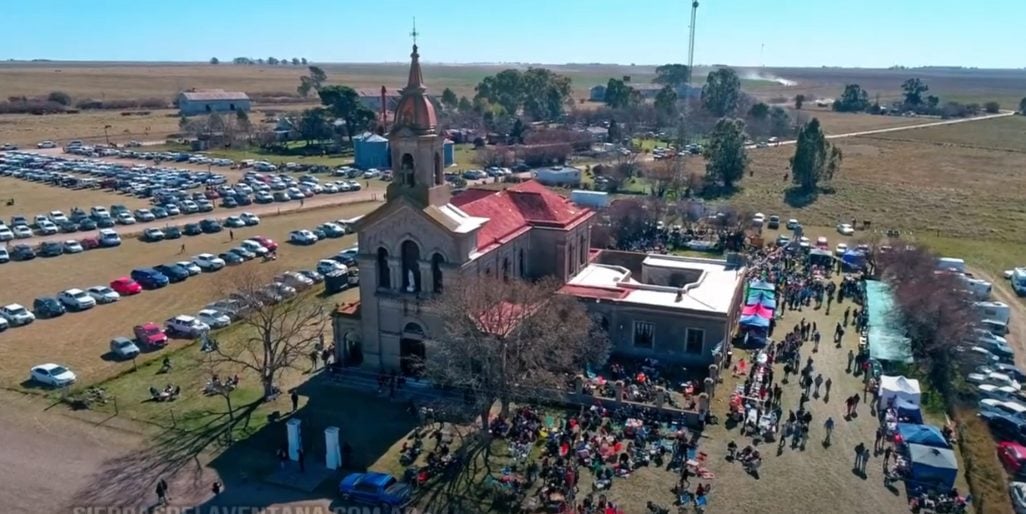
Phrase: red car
[
  {"left": 133, "top": 322, "right": 168, "bottom": 348},
  {"left": 251, "top": 236, "right": 278, "bottom": 252},
  {"left": 110, "top": 277, "right": 143, "bottom": 296},
  {"left": 999, "top": 441, "right": 1026, "bottom": 476},
  {"left": 80, "top": 237, "right": 100, "bottom": 250}
]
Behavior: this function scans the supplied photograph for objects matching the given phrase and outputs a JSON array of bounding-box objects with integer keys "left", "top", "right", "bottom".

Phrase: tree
[
  {"left": 603, "top": 78, "right": 632, "bottom": 109},
  {"left": 441, "top": 88, "right": 458, "bottom": 109},
  {"left": 790, "top": 118, "right": 842, "bottom": 192},
  {"left": 209, "top": 57, "right": 220, "bottom": 65},
  {"left": 211, "top": 268, "right": 327, "bottom": 399},
  {"left": 457, "top": 96, "right": 473, "bottom": 112},
  {"left": 653, "top": 64, "right": 691, "bottom": 87},
  {"left": 747, "top": 102, "right": 769, "bottom": 121},
  {"left": 703, "top": 118, "right": 748, "bottom": 190},
  {"left": 1020, "top": 97, "right": 1026, "bottom": 114},
  {"left": 654, "top": 85, "right": 678, "bottom": 119},
  {"left": 291, "top": 57, "right": 300, "bottom": 65},
  {"left": 267, "top": 57, "right": 279, "bottom": 65},
  {"left": 701, "top": 67, "right": 742, "bottom": 117},
  {"left": 297, "top": 108, "right": 332, "bottom": 145},
  {"left": 645, "top": 156, "right": 685, "bottom": 198},
  {"left": 768, "top": 106, "right": 792, "bottom": 137},
  {"left": 232, "top": 57, "right": 252, "bottom": 65},
  {"left": 984, "top": 101, "right": 1000, "bottom": 114},
  {"left": 901, "top": 78, "right": 929, "bottom": 107},
  {"left": 318, "top": 85, "right": 376, "bottom": 144},
  {"left": 833, "top": 84, "right": 870, "bottom": 112},
  {"left": 47, "top": 91, "right": 72, "bottom": 106},
  {"left": 301, "top": 57, "right": 308, "bottom": 65},
  {"left": 256, "top": 58, "right": 265, "bottom": 65},
  {"left": 794, "top": 94, "right": 805, "bottom": 110},
  {"left": 607, "top": 119, "right": 621, "bottom": 143},
  {"left": 426, "top": 275, "right": 608, "bottom": 430},
  {"left": 509, "top": 118, "right": 526, "bottom": 144},
  {"left": 474, "top": 68, "right": 571, "bottom": 120},
  {"left": 296, "top": 66, "right": 327, "bottom": 97},
  {"left": 235, "top": 109, "right": 252, "bottom": 136}
]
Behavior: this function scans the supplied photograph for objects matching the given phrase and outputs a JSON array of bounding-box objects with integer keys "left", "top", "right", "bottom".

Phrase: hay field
[
  {"left": 0, "top": 202, "right": 377, "bottom": 388},
  {"left": 795, "top": 108, "right": 929, "bottom": 135}
]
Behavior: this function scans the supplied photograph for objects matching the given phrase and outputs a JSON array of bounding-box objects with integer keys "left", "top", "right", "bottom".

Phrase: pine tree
[{"left": 790, "top": 118, "right": 842, "bottom": 192}]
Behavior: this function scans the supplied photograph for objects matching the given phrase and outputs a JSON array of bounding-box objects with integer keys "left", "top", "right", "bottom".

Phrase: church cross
[{"left": 410, "top": 17, "right": 420, "bottom": 46}]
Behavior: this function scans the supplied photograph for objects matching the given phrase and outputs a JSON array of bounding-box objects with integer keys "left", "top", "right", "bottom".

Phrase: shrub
[
  {"left": 47, "top": 91, "right": 72, "bottom": 106},
  {"left": 983, "top": 101, "right": 1000, "bottom": 114}
]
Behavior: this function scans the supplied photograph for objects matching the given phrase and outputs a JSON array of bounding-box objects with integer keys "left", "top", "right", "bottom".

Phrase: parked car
[
  {"left": 278, "top": 271, "right": 315, "bottom": 290},
  {"left": 786, "top": 218, "right": 800, "bottom": 230},
  {"left": 165, "top": 315, "right": 210, "bottom": 338},
  {"left": 109, "top": 336, "right": 140, "bottom": 360},
  {"left": 58, "top": 288, "right": 97, "bottom": 311},
  {"left": 98, "top": 228, "right": 121, "bottom": 247},
  {"left": 224, "top": 215, "right": 246, "bottom": 228},
  {"left": 63, "top": 239, "right": 84, "bottom": 253},
  {"left": 12, "top": 225, "right": 33, "bottom": 239},
  {"left": 131, "top": 268, "right": 170, "bottom": 289},
  {"left": 219, "top": 251, "right": 244, "bottom": 265},
  {"left": 290, "top": 229, "right": 318, "bottom": 245},
  {"left": 183, "top": 223, "right": 202, "bottom": 236},
  {"left": 133, "top": 322, "right": 168, "bottom": 348},
  {"left": 0, "top": 248, "right": 8, "bottom": 263},
  {"left": 1011, "top": 481, "right": 1026, "bottom": 514},
  {"left": 318, "top": 259, "right": 346, "bottom": 275},
  {"left": 0, "top": 303, "right": 35, "bottom": 326},
  {"left": 766, "top": 215, "right": 780, "bottom": 229},
  {"left": 110, "top": 277, "right": 143, "bottom": 296},
  {"left": 29, "top": 363, "right": 76, "bottom": 387},
  {"left": 228, "top": 246, "right": 255, "bottom": 260},
  {"left": 38, "top": 241, "right": 63, "bottom": 257},
  {"left": 11, "top": 244, "right": 35, "bottom": 261},
  {"left": 134, "top": 208, "right": 156, "bottom": 222},
  {"left": 200, "top": 218, "right": 223, "bottom": 233},
  {"left": 33, "top": 296, "right": 66, "bottom": 318},
  {"left": 176, "top": 260, "right": 202, "bottom": 275},
  {"left": 299, "top": 270, "right": 324, "bottom": 283},
  {"left": 164, "top": 226, "right": 182, "bottom": 239},
  {"left": 1000, "top": 441, "right": 1026, "bottom": 477},
  {"left": 196, "top": 309, "right": 231, "bottom": 329},
  {"left": 154, "top": 263, "right": 190, "bottom": 283},
  {"left": 837, "top": 223, "right": 855, "bottom": 236},
  {"left": 0, "top": 317, "right": 7, "bottom": 332},
  {"left": 979, "top": 384, "right": 1020, "bottom": 402},
  {"left": 142, "top": 228, "right": 166, "bottom": 242},
  {"left": 240, "top": 212, "right": 260, "bottom": 225},
  {"left": 86, "top": 285, "right": 121, "bottom": 304},
  {"left": 115, "top": 212, "right": 136, "bottom": 225},
  {"left": 240, "top": 240, "right": 269, "bottom": 256},
  {"left": 338, "top": 472, "right": 411, "bottom": 507},
  {"left": 251, "top": 236, "right": 278, "bottom": 251},
  {"left": 192, "top": 253, "right": 226, "bottom": 271}
]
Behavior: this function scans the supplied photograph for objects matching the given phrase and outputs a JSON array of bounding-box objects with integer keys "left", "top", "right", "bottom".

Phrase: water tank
[
  {"left": 443, "top": 139, "right": 455, "bottom": 167},
  {"left": 354, "top": 134, "right": 390, "bottom": 170}
]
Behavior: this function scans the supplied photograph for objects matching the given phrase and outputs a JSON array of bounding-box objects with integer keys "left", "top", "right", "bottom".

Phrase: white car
[
  {"left": 240, "top": 240, "right": 269, "bottom": 256},
  {"left": 58, "top": 288, "right": 97, "bottom": 311},
  {"left": 196, "top": 309, "right": 231, "bottom": 329},
  {"left": 786, "top": 218, "right": 800, "bottom": 230},
  {"left": 834, "top": 243, "right": 848, "bottom": 256},
  {"left": 165, "top": 315, "right": 210, "bottom": 337},
  {"left": 223, "top": 215, "right": 246, "bottom": 228},
  {"left": 30, "top": 363, "right": 76, "bottom": 386},
  {"left": 978, "top": 398, "right": 1026, "bottom": 423},
  {"left": 49, "top": 210, "right": 68, "bottom": 224},
  {"left": 798, "top": 236, "right": 810, "bottom": 249},
  {"left": 290, "top": 229, "right": 318, "bottom": 245},
  {"left": 978, "top": 383, "right": 1020, "bottom": 402},
  {"left": 37, "top": 140, "right": 57, "bottom": 149},
  {"left": 86, "top": 285, "right": 120, "bottom": 304},
  {"left": 0, "top": 248, "right": 7, "bottom": 263},
  {"left": 176, "top": 261, "right": 202, "bottom": 275},
  {"left": 63, "top": 240, "right": 84, "bottom": 253},
  {"left": 37, "top": 220, "right": 58, "bottom": 235},
  {"left": 135, "top": 208, "right": 156, "bottom": 222},
  {"left": 116, "top": 212, "right": 136, "bottom": 225},
  {"left": 0, "top": 303, "right": 35, "bottom": 326},
  {"left": 1010, "top": 481, "right": 1026, "bottom": 514},
  {"left": 240, "top": 212, "right": 260, "bottom": 225},
  {"left": 0, "top": 226, "right": 13, "bottom": 241},
  {"left": 317, "top": 259, "right": 346, "bottom": 275},
  {"left": 192, "top": 253, "right": 226, "bottom": 272},
  {"left": 837, "top": 223, "right": 855, "bottom": 236},
  {"left": 967, "top": 371, "right": 1021, "bottom": 390},
  {"left": 13, "top": 225, "right": 32, "bottom": 239}
]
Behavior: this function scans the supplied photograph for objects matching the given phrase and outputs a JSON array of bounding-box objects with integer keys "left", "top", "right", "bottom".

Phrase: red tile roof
[{"left": 452, "top": 180, "right": 592, "bottom": 251}]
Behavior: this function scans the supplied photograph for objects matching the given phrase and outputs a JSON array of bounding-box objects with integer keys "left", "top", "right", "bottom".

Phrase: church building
[{"left": 332, "top": 45, "right": 746, "bottom": 374}]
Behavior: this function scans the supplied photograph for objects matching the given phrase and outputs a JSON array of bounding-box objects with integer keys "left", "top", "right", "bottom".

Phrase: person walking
[
  {"left": 874, "top": 426, "right": 885, "bottom": 452},
  {"left": 290, "top": 390, "right": 299, "bottom": 412},
  {"left": 229, "top": 229, "right": 234, "bottom": 241},
  {"left": 179, "top": 243, "right": 186, "bottom": 254},
  {"left": 156, "top": 478, "right": 169, "bottom": 505},
  {"left": 852, "top": 394, "right": 861, "bottom": 415},
  {"left": 844, "top": 307, "right": 851, "bottom": 326},
  {"left": 884, "top": 446, "right": 893, "bottom": 470},
  {"left": 824, "top": 417, "right": 835, "bottom": 444},
  {"left": 860, "top": 445, "right": 871, "bottom": 473},
  {"left": 813, "top": 374, "right": 824, "bottom": 397},
  {"left": 853, "top": 442, "right": 866, "bottom": 472},
  {"left": 824, "top": 377, "right": 832, "bottom": 398},
  {"left": 846, "top": 350, "right": 855, "bottom": 373}
]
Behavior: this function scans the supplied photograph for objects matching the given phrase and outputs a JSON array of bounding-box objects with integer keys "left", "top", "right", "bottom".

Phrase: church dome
[{"left": 392, "top": 45, "right": 437, "bottom": 134}]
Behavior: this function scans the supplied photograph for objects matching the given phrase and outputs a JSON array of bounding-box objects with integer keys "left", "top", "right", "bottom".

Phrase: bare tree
[
  {"left": 644, "top": 156, "right": 685, "bottom": 198},
  {"left": 211, "top": 268, "right": 327, "bottom": 399},
  {"left": 426, "top": 276, "right": 609, "bottom": 431}
]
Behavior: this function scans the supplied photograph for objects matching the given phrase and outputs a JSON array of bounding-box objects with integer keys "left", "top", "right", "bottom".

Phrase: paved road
[{"left": 14, "top": 190, "right": 382, "bottom": 246}]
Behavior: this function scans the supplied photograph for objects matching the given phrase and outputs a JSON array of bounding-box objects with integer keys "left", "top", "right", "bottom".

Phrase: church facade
[{"left": 332, "top": 45, "right": 746, "bottom": 374}]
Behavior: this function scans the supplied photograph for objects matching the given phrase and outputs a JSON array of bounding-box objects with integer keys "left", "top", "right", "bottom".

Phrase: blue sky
[{"left": 1, "top": 0, "right": 1020, "bottom": 67}]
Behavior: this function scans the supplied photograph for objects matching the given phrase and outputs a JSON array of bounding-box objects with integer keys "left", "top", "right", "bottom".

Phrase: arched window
[
  {"left": 434, "top": 152, "right": 444, "bottom": 185},
  {"left": 377, "top": 247, "right": 391, "bottom": 289},
  {"left": 401, "top": 240, "right": 421, "bottom": 293},
  {"left": 502, "top": 257, "right": 510, "bottom": 282},
  {"left": 400, "top": 153, "right": 415, "bottom": 187},
  {"left": 579, "top": 234, "right": 587, "bottom": 265},
  {"left": 519, "top": 248, "right": 526, "bottom": 278},
  {"left": 567, "top": 243, "right": 574, "bottom": 276},
  {"left": 431, "top": 253, "right": 445, "bottom": 293}
]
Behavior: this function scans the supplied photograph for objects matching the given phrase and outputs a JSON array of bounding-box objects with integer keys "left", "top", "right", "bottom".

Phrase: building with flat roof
[
  {"left": 177, "top": 89, "right": 251, "bottom": 116},
  {"left": 560, "top": 251, "right": 746, "bottom": 365}
]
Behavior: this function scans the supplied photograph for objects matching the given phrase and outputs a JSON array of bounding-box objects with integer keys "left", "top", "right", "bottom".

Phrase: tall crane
[{"left": 687, "top": 1, "right": 699, "bottom": 84}]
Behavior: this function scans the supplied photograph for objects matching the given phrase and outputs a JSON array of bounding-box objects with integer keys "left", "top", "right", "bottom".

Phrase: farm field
[
  {"left": 793, "top": 108, "right": 931, "bottom": 135},
  {"left": 862, "top": 113, "right": 1026, "bottom": 152},
  {"left": 0, "top": 201, "right": 378, "bottom": 388}
]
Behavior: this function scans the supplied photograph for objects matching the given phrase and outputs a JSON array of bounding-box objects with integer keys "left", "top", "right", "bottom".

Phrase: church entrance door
[{"left": 400, "top": 322, "right": 427, "bottom": 376}]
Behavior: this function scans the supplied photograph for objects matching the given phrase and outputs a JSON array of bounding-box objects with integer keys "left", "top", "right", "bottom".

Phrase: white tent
[{"left": 879, "top": 375, "right": 921, "bottom": 409}]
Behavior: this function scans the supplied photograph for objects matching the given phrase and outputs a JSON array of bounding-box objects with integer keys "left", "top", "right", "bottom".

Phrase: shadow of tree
[
  {"left": 65, "top": 400, "right": 262, "bottom": 511},
  {"left": 784, "top": 186, "right": 818, "bottom": 208}
]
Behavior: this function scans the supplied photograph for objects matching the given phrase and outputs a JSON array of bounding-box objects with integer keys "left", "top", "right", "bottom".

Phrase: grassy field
[
  {"left": 794, "top": 108, "right": 932, "bottom": 135},
  {"left": 0, "top": 177, "right": 152, "bottom": 219},
  {"left": 863, "top": 114, "right": 1026, "bottom": 152},
  {"left": 0, "top": 202, "right": 379, "bottom": 389}
]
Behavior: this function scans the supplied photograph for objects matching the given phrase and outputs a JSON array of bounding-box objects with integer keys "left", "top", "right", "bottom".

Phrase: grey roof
[
  {"left": 908, "top": 444, "right": 957, "bottom": 470},
  {"left": 179, "top": 90, "right": 249, "bottom": 101}
]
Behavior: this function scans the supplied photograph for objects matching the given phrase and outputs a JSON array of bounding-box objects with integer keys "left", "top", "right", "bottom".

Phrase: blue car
[
  {"left": 338, "top": 472, "right": 411, "bottom": 507},
  {"left": 130, "top": 268, "right": 170, "bottom": 289}
]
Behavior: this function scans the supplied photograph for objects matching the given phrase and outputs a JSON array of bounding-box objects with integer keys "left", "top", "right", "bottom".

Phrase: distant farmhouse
[
  {"left": 355, "top": 87, "right": 401, "bottom": 113},
  {"left": 589, "top": 83, "right": 701, "bottom": 102},
  {"left": 177, "top": 89, "right": 251, "bottom": 116}
]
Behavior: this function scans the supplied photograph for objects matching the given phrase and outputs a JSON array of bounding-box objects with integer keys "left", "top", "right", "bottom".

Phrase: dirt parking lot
[
  {"left": 0, "top": 176, "right": 153, "bottom": 221},
  {"left": 0, "top": 202, "right": 377, "bottom": 388}
]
